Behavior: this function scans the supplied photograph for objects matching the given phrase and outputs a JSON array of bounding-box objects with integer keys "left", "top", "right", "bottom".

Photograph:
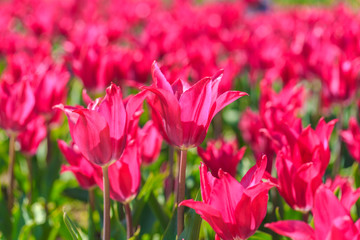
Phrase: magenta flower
[
  {"left": 17, "top": 115, "right": 47, "bottom": 156},
  {"left": 138, "top": 120, "right": 163, "bottom": 164},
  {"left": 144, "top": 61, "right": 247, "bottom": 149},
  {"left": 275, "top": 118, "right": 337, "bottom": 212},
  {"left": 197, "top": 138, "right": 245, "bottom": 177},
  {"left": 180, "top": 155, "right": 274, "bottom": 240},
  {"left": 0, "top": 79, "right": 35, "bottom": 132},
  {"left": 56, "top": 83, "right": 146, "bottom": 166}
]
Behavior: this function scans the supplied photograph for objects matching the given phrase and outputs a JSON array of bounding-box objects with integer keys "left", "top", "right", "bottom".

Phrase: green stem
[
  {"left": 177, "top": 149, "right": 187, "bottom": 237},
  {"left": 8, "top": 132, "right": 16, "bottom": 211},
  {"left": 124, "top": 203, "right": 133, "bottom": 238},
  {"left": 88, "top": 188, "right": 95, "bottom": 240},
  {"left": 102, "top": 166, "right": 110, "bottom": 240},
  {"left": 26, "top": 155, "right": 33, "bottom": 203}
]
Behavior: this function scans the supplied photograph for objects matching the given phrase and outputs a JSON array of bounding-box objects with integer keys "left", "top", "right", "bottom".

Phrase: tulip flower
[
  {"left": 58, "top": 140, "right": 101, "bottom": 189},
  {"left": 144, "top": 61, "right": 247, "bottom": 235},
  {"left": 197, "top": 138, "right": 245, "bottom": 177},
  {"left": 266, "top": 186, "right": 360, "bottom": 240},
  {"left": 239, "top": 83, "right": 304, "bottom": 173},
  {"left": 144, "top": 61, "right": 247, "bottom": 149},
  {"left": 56, "top": 83, "right": 146, "bottom": 240},
  {"left": 318, "top": 55, "right": 360, "bottom": 108},
  {"left": 55, "top": 83, "right": 128, "bottom": 167},
  {"left": 32, "top": 62, "right": 69, "bottom": 123},
  {"left": 181, "top": 155, "right": 274, "bottom": 240},
  {"left": 275, "top": 118, "right": 337, "bottom": 212},
  {"left": 138, "top": 120, "right": 163, "bottom": 164},
  {"left": 17, "top": 115, "right": 47, "bottom": 156},
  {"left": 239, "top": 109, "right": 274, "bottom": 171},
  {"left": 341, "top": 117, "right": 360, "bottom": 163},
  {"left": 0, "top": 79, "right": 35, "bottom": 132}
]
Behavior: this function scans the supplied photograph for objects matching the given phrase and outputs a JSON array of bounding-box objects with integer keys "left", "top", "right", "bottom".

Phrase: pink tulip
[
  {"left": 318, "top": 54, "right": 360, "bottom": 108},
  {"left": 275, "top": 118, "right": 337, "bottom": 212},
  {"left": 17, "top": 115, "right": 47, "bottom": 156},
  {"left": 180, "top": 155, "right": 274, "bottom": 240},
  {"left": 197, "top": 138, "right": 245, "bottom": 177},
  {"left": 266, "top": 185, "right": 360, "bottom": 240},
  {"left": 58, "top": 140, "right": 101, "bottom": 189},
  {"left": 138, "top": 120, "right": 163, "bottom": 164},
  {"left": 239, "top": 109, "right": 274, "bottom": 170},
  {"left": 0, "top": 79, "right": 35, "bottom": 132},
  {"left": 56, "top": 84, "right": 145, "bottom": 166},
  {"left": 341, "top": 117, "right": 360, "bottom": 163},
  {"left": 144, "top": 61, "right": 247, "bottom": 149},
  {"left": 32, "top": 62, "right": 69, "bottom": 121}
]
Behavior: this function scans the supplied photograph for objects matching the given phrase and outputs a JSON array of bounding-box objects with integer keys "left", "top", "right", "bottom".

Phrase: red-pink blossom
[
  {"left": 144, "top": 61, "right": 247, "bottom": 149},
  {"left": 180, "top": 155, "right": 274, "bottom": 240},
  {"left": 197, "top": 138, "right": 245, "bottom": 178}
]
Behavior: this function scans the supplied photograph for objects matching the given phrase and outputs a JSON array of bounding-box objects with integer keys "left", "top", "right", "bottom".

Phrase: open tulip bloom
[
  {"left": 271, "top": 117, "right": 337, "bottom": 212},
  {"left": 144, "top": 61, "right": 248, "bottom": 150},
  {"left": 181, "top": 155, "right": 275, "bottom": 240}
]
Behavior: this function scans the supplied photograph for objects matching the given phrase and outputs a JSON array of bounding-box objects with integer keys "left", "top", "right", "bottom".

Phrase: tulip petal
[
  {"left": 72, "top": 109, "right": 112, "bottom": 166},
  {"left": 210, "top": 91, "right": 248, "bottom": 121},
  {"left": 179, "top": 77, "right": 212, "bottom": 126},
  {"left": 241, "top": 155, "right": 267, "bottom": 188},
  {"left": 180, "top": 199, "right": 230, "bottom": 238},
  {"left": 152, "top": 61, "right": 173, "bottom": 93},
  {"left": 313, "top": 186, "right": 349, "bottom": 240},
  {"left": 328, "top": 216, "right": 360, "bottom": 240},
  {"left": 211, "top": 169, "right": 244, "bottom": 223},
  {"left": 199, "top": 163, "right": 215, "bottom": 203},
  {"left": 265, "top": 220, "right": 315, "bottom": 240},
  {"left": 143, "top": 86, "right": 183, "bottom": 146},
  {"left": 98, "top": 84, "right": 127, "bottom": 160}
]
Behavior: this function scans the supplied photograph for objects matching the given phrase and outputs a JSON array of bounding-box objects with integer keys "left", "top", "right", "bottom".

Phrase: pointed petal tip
[
  {"left": 53, "top": 103, "right": 65, "bottom": 110},
  {"left": 239, "top": 91, "right": 249, "bottom": 97},
  {"left": 151, "top": 61, "right": 160, "bottom": 72}
]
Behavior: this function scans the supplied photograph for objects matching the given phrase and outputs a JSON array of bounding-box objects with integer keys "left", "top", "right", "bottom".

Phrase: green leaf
[
  {"left": 178, "top": 208, "right": 202, "bottom": 240},
  {"left": 148, "top": 192, "right": 170, "bottom": 231},
  {"left": 248, "top": 230, "right": 273, "bottom": 240},
  {"left": 63, "top": 211, "right": 83, "bottom": 240},
  {"left": 138, "top": 173, "right": 166, "bottom": 201},
  {"left": 0, "top": 189, "right": 12, "bottom": 239},
  {"left": 162, "top": 207, "right": 177, "bottom": 240}
]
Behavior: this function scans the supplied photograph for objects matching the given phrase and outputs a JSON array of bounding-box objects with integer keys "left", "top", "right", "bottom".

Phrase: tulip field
[{"left": 3, "top": 0, "right": 360, "bottom": 239}]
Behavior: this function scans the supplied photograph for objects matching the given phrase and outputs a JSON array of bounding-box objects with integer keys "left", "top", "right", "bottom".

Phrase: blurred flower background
[{"left": 1, "top": 0, "right": 360, "bottom": 239}]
